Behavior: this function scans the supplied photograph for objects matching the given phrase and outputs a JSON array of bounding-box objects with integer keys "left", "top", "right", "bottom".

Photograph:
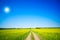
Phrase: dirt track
[{"left": 26, "top": 32, "right": 40, "bottom": 40}]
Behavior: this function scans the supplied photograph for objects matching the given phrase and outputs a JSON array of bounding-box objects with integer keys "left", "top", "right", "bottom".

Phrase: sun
[{"left": 4, "top": 7, "right": 10, "bottom": 13}]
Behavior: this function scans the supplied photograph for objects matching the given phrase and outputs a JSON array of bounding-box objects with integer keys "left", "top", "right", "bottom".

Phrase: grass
[
  {"left": 0, "top": 28, "right": 60, "bottom": 40},
  {"left": 32, "top": 28, "right": 60, "bottom": 40},
  {"left": 0, "top": 29, "right": 30, "bottom": 40}
]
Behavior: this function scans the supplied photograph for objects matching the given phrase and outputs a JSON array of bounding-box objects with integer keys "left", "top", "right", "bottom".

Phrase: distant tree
[{"left": 35, "top": 27, "right": 41, "bottom": 29}]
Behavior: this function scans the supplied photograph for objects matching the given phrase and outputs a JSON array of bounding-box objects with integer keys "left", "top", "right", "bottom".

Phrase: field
[
  {"left": 32, "top": 28, "right": 60, "bottom": 40},
  {"left": 0, "top": 28, "right": 60, "bottom": 40},
  {"left": 0, "top": 29, "right": 30, "bottom": 40}
]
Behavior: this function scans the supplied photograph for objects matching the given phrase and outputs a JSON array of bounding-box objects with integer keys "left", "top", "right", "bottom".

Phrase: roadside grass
[
  {"left": 32, "top": 28, "right": 60, "bottom": 40},
  {"left": 0, "top": 29, "right": 30, "bottom": 40}
]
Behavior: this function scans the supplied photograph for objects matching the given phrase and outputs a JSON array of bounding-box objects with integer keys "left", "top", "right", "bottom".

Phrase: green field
[
  {"left": 0, "top": 29, "right": 30, "bottom": 40},
  {"left": 0, "top": 28, "right": 60, "bottom": 40},
  {"left": 32, "top": 28, "right": 60, "bottom": 40}
]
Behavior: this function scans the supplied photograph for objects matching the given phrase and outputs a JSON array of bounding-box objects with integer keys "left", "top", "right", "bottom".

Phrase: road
[{"left": 25, "top": 32, "right": 40, "bottom": 40}]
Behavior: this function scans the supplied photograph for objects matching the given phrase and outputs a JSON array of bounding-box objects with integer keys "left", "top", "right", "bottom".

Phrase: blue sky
[{"left": 0, "top": 0, "right": 60, "bottom": 28}]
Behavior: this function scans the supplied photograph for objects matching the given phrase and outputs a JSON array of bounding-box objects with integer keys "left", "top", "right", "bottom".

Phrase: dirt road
[{"left": 25, "top": 32, "right": 40, "bottom": 40}]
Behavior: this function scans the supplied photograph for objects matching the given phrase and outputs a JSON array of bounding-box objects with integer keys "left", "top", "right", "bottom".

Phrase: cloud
[{"left": 1, "top": 15, "right": 59, "bottom": 28}]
